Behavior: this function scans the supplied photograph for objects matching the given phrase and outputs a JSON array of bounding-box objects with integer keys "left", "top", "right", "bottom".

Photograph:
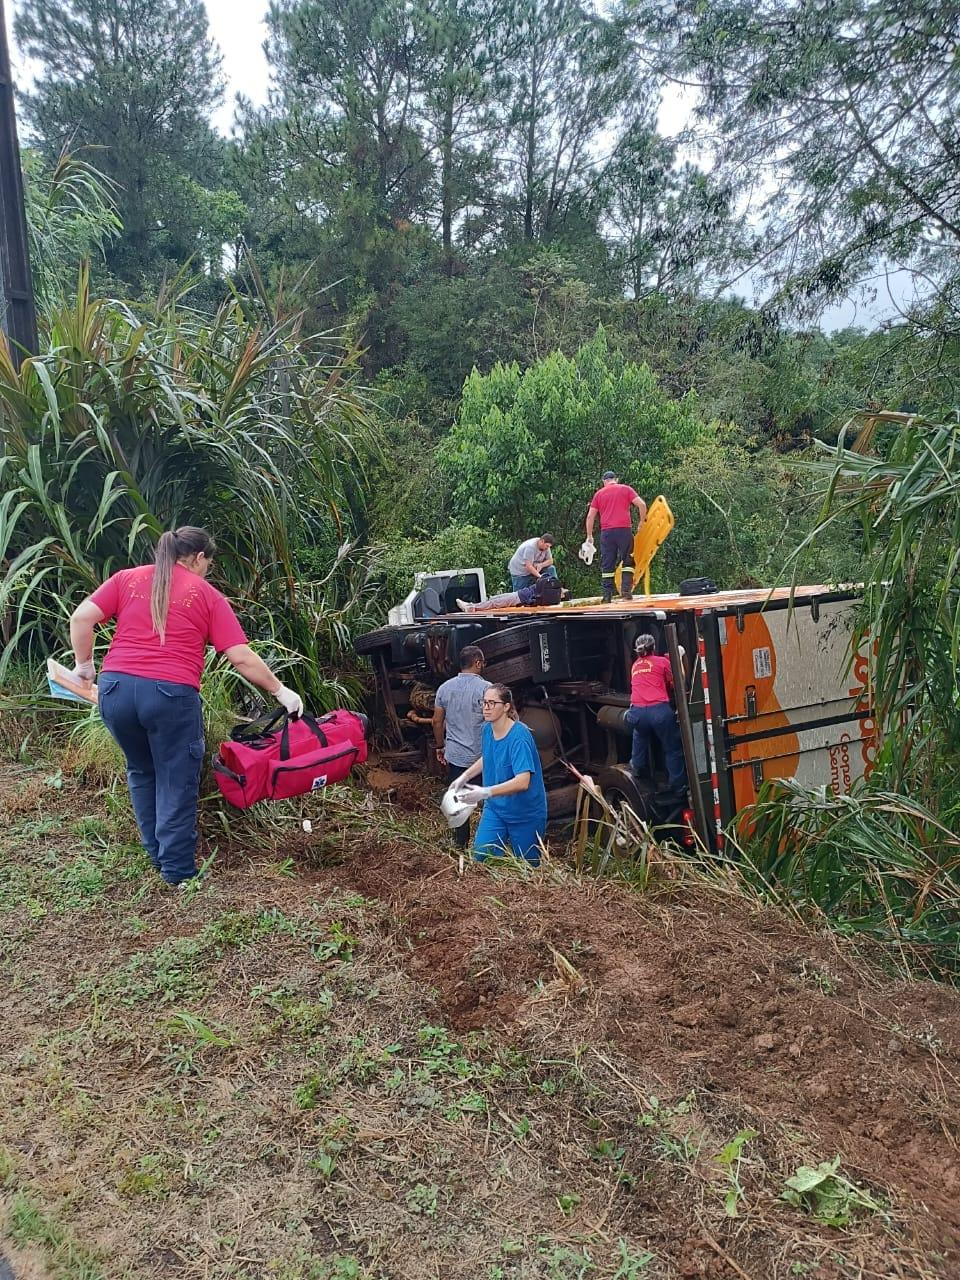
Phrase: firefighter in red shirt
[
  {"left": 625, "top": 634, "right": 686, "bottom": 791},
  {"left": 584, "top": 470, "right": 647, "bottom": 603}
]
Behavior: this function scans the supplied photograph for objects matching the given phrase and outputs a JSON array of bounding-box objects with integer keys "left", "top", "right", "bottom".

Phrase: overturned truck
[{"left": 355, "top": 569, "right": 876, "bottom": 849}]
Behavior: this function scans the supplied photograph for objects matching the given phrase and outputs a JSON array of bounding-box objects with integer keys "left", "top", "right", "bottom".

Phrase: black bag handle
[
  {"left": 279, "top": 712, "right": 327, "bottom": 761},
  {"left": 230, "top": 706, "right": 287, "bottom": 744}
]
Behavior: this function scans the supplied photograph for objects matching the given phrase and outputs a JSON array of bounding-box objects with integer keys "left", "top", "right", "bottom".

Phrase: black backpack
[
  {"left": 534, "top": 577, "right": 564, "bottom": 605},
  {"left": 679, "top": 577, "right": 718, "bottom": 596}
]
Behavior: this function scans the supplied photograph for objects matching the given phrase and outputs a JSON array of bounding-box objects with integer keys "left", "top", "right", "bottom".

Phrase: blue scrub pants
[
  {"left": 625, "top": 702, "right": 686, "bottom": 789},
  {"left": 97, "top": 672, "right": 205, "bottom": 884},
  {"left": 474, "top": 805, "right": 547, "bottom": 866},
  {"left": 510, "top": 565, "right": 558, "bottom": 592}
]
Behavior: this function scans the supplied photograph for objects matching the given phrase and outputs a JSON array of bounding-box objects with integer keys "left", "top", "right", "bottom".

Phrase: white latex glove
[
  {"left": 275, "top": 684, "right": 304, "bottom": 718},
  {"left": 457, "top": 783, "right": 492, "bottom": 804},
  {"left": 578, "top": 539, "right": 596, "bottom": 565},
  {"left": 72, "top": 660, "right": 96, "bottom": 682}
]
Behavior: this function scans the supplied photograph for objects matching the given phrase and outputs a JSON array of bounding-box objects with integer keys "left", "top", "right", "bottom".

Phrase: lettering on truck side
[
  {"left": 539, "top": 633, "right": 551, "bottom": 673},
  {"left": 828, "top": 733, "right": 852, "bottom": 795}
]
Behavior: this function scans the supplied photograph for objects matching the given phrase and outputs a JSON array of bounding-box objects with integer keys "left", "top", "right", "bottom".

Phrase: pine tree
[
  {"left": 505, "top": 0, "right": 640, "bottom": 242},
  {"left": 16, "top": 0, "right": 228, "bottom": 285}
]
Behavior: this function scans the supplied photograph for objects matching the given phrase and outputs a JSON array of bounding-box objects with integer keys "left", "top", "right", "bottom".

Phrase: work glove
[
  {"left": 456, "top": 783, "right": 492, "bottom": 804},
  {"left": 275, "top": 684, "right": 304, "bottom": 719},
  {"left": 72, "top": 660, "right": 96, "bottom": 683},
  {"left": 578, "top": 538, "right": 596, "bottom": 565}
]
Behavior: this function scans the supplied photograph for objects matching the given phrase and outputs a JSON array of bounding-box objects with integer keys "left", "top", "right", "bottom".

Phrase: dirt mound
[{"left": 329, "top": 837, "right": 960, "bottom": 1268}]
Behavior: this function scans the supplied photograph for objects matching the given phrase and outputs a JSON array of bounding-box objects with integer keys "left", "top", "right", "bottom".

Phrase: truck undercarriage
[{"left": 356, "top": 580, "right": 876, "bottom": 850}]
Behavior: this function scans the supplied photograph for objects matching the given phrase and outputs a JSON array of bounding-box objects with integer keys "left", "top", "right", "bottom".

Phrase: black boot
[{"left": 620, "top": 569, "right": 634, "bottom": 601}]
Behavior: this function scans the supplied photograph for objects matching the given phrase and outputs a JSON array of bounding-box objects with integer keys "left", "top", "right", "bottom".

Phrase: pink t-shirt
[
  {"left": 590, "top": 483, "right": 639, "bottom": 530},
  {"left": 90, "top": 564, "right": 248, "bottom": 689},
  {"left": 630, "top": 654, "right": 674, "bottom": 706}
]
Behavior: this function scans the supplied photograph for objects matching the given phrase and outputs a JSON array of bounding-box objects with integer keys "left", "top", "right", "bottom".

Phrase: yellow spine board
[{"left": 614, "top": 494, "right": 675, "bottom": 595}]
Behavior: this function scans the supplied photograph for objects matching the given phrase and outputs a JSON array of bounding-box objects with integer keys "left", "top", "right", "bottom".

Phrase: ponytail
[{"left": 151, "top": 526, "right": 216, "bottom": 643}]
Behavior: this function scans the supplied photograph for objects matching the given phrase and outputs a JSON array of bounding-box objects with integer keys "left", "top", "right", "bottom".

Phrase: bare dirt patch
[{"left": 322, "top": 836, "right": 960, "bottom": 1271}]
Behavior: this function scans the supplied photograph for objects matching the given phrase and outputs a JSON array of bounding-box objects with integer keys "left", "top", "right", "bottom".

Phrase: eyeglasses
[{"left": 482, "top": 699, "right": 505, "bottom": 708}]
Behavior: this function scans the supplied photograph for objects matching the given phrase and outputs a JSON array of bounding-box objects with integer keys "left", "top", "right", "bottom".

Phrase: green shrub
[{"left": 0, "top": 268, "right": 373, "bottom": 706}]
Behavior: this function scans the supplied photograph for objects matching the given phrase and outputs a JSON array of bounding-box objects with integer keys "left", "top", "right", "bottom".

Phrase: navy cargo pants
[
  {"left": 600, "top": 528, "right": 634, "bottom": 601},
  {"left": 98, "top": 672, "right": 205, "bottom": 884},
  {"left": 625, "top": 702, "right": 686, "bottom": 790}
]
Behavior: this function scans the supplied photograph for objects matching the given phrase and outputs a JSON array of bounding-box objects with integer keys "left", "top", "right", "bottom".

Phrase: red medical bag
[{"left": 213, "top": 708, "right": 368, "bottom": 808}]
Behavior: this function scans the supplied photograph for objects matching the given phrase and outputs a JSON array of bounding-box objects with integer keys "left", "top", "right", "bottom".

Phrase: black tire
[
  {"left": 595, "top": 766, "right": 655, "bottom": 823},
  {"left": 477, "top": 624, "right": 532, "bottom": 661},
  {"left": 483, "top": 653, "right": 535, "bottom": 684},
  {"left": 602, "top": 785, "right": 648, "bottom": 824},
  {"left": 354, "top": 626, "right": 400, "bottom": 655}
]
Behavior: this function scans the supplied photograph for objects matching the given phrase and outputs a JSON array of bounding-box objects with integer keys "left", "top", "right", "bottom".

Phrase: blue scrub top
[{"left": 480, "top": 720, "right": 547, "bottom": 823}]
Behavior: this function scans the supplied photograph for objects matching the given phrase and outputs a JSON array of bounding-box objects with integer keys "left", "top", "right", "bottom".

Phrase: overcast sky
[
  {"left": 5, "top": 0, "right": 906, "bottom": 330},
  {"left": 206, "top": 0, "right": 272, "bottom": 130}
]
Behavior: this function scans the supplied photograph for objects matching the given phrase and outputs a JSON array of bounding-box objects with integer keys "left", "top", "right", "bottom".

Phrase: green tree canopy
[
  {"left": 637, "top": 0, "right": 960, "bottom": 325},
  {"left": 441, "top": 327, "right": 707, "bottom": 548},
  {"left": 15, "top": 0, "right": 234, "bottom": 287},
  {"left": 603, "top": 119, "right": 743, "bottom": 299}
]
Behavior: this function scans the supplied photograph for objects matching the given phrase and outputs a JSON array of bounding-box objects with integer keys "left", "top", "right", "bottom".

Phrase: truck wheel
[
  {"left": 354, "top": 627, "right": 400, "bottom": 655},
  {"left": 477, "top": 625, "right": 532, "bottom": 660},
  {"left": 483, "top": 653, "right": 535, "bottom": 683},
  {"left": 595, "top": 766, "right": 654, "bottom": 824}
]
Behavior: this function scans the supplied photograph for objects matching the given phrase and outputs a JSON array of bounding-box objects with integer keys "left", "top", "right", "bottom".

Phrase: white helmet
[{"left": 440, "top": 786, "right": 476, "bottom": 829}]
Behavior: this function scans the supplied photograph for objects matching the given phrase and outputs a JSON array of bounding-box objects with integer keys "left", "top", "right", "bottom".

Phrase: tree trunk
[
  {"left": 523, "top": 61, "right": 539, "bottom": 241},
  {"left": 441, "top": 82, "right": 454, "bottom": 258}
]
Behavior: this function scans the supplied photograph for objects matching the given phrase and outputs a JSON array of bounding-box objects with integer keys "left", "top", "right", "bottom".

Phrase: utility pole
[{"left": 0, "top": 0, "right": 37, "bottom": 367}]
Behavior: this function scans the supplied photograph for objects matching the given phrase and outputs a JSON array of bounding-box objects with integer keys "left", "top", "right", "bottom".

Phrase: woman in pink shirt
[
  {"left": 69, "top": 526, "right": 304, "bottom": 887},
  {"left": 625, "top": 633, "right": 686, "bottom": 791}
]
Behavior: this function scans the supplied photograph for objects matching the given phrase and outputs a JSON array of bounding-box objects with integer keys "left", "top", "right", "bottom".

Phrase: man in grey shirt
[
  {"left": 433, "top": 645, "right": 490, "bottom": 848},
  {"left": 508, "top": 533, "right": 557, "bottom": 590}
]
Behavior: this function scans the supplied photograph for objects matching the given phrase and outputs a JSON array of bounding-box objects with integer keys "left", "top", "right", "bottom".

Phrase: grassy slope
[{"left": 1, "top": 763, "right": 959, "bottom": 1280}]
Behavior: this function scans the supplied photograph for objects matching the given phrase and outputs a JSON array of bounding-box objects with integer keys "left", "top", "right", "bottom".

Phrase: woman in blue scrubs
[{"left": 455, "top": 683, "right": 548, "bottom": 866}]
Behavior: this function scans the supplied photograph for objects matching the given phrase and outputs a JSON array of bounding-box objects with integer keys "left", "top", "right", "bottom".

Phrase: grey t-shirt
[
  {"left": 435, "top": 673, "right": 491, "bottom": 767},
  {"left": 508, "top": 537, "right": 549, "bottom": 576}
]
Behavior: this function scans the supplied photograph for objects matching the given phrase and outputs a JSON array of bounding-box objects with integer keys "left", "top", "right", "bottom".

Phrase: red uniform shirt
[
  {"left": 90, "top": 564, "right": 248, "bottom": 689},
  {"left": 630, "top": 654, "right": 674, "bottom": 706},
  {"left": 590, "top": 483, "right": 639, "bottom": 530}
]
